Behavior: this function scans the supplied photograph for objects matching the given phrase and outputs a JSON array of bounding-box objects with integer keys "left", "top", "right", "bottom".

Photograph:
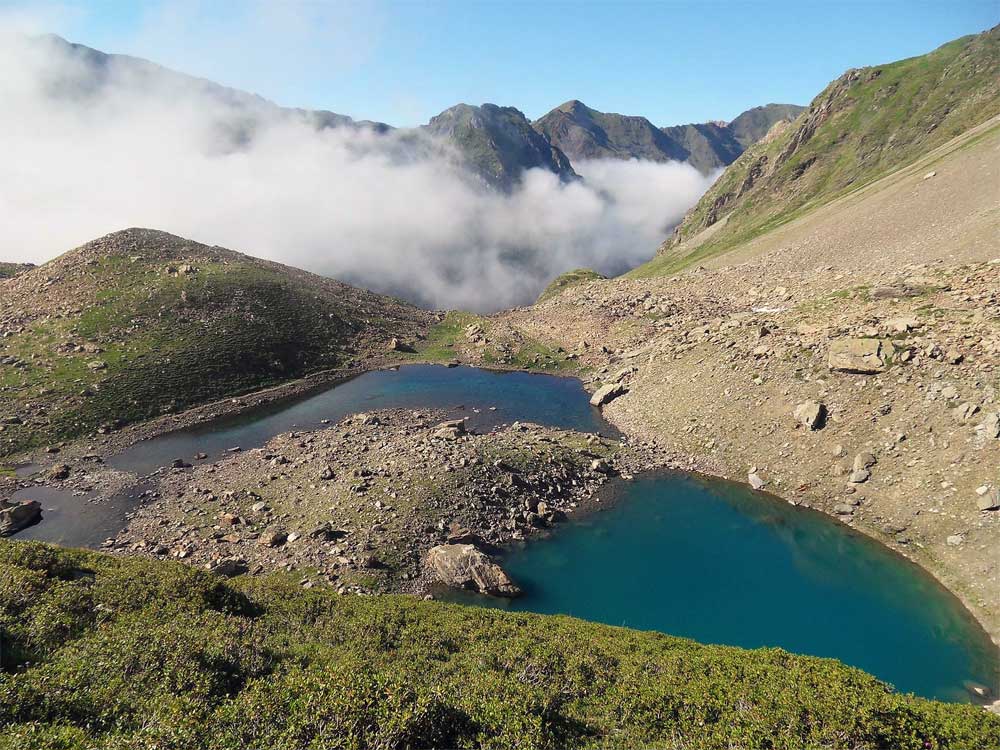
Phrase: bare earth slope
[
  {"left": 0, "top": 229, "right": 432, "bottom": 458},
  {"left": 492, "top": 122, "right": 1000, "bottom": 644}
]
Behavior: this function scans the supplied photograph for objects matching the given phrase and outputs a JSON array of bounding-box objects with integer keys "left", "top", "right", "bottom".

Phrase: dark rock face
[{"left": 424, "top": 103, "right": 578, "bottom": 192}]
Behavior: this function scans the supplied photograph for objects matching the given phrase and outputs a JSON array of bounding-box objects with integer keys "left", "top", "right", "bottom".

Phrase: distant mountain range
[
  {"left": 29, "top": 34, "right": 802, "bottom": 191},
  {"left": 534, "top": 100, "right": 804, "bottom": 173}
]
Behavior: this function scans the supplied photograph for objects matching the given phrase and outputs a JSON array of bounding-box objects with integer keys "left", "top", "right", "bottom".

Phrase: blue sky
[{"left": 8, "top": 0, "right": 998, "bottom": 126}]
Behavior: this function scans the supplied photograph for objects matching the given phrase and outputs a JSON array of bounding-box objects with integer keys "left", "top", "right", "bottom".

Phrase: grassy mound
[
  {"left": 0, "top": 229, "right": 430, "bottom": 458},
  {"left": 536, "top": 269, "right": 605, "bottom": 304},
  {"left": 637, "top": 25, "right": 999, "bottom": 276},
  {"left": 0, "top": 540, "right": 996, "bottom": 749}
]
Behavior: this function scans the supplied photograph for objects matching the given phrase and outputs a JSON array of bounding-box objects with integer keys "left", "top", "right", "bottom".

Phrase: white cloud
[{"left": 0, "top": 28, "right": 717, "bottom": 311}]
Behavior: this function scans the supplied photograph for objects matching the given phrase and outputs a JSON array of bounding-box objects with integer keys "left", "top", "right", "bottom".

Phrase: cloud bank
[{"left": 0, "top": 30, "right": 717, "bottom": 311}]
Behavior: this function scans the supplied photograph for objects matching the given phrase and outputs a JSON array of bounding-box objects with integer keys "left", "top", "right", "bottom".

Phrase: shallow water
[
  {"left": 9, "top": 485, "right": 143, "bottom": 548},
  {"left": 109, "top": 364, "right": 615, "bottom": 476},
  {"left": 446, "top": 472, "right": 999, "bottom": 702},
  {"left": 9, "top": 364, "right": 998, "bottom": 701}
]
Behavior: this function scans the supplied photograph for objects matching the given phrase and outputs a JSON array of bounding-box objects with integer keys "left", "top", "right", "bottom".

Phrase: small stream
[{"left": 8, "top": 364, "right": 998, "bottom": 702}]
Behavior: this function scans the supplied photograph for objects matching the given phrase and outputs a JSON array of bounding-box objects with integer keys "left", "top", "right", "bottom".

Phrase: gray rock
[
  {"left": 853, "top": 452, "right": 877, "bottom": 471},
  {"left": 828, "top": 339, "right": 884, "bottom": 374},
  {"left": 748, "top": 472, "right": 766, "bottom": 490},
  {"left": 590, "top": 382, "right": 626, "bottom": 407},
  {"left": 954, "top": 402, "right": 979, "bottom": 423},
  {"left": 207, "top": 557, "right": 247, "bottom": 577},
  {"left": 848, "top": 469, "right": 870, "bottom": 484},
  {"left": 433, "top": 419, "right": 468, "bottom": 440},
  {"left": 833, "top": 503, "right": 856, "bottom": 515},
  {"left": 387, "top": 338, "right": 416, "bottom": 353},
  {"left": 259, "top": 529, "right": 287, "bottom": 547},
  {"left": 793, "top": 400, "right": 827, "bottom": 430},
  {"left": 976, "top": 412, "right": 1000, "bottom": 439},
  {"left": 426, "top": 543, "right": 520, "bottom": 597},
  {"left": 0, "top": 500, "right": 42, "bottom": 535},
  {"left": 976, "top": 490, "right": 1000, "bottom": 512}
]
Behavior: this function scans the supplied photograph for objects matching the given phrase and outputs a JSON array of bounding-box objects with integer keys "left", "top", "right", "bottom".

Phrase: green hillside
[
  {"left": 536, "top": 268, "right": 605, "bottom": 303},
  {"left": 0, "top": 229, "right": 430, "bottom": 458},
  {"left": 637, "top": 26, "right": 1000, "bottom": 276},
  {"left": 1, "top": 540, "right": 996, "bottom": 750}
]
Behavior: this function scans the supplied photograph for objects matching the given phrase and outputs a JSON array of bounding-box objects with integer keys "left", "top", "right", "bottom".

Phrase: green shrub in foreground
[{"left": 0, "top": 540, "right": 997, "bottom": 749}]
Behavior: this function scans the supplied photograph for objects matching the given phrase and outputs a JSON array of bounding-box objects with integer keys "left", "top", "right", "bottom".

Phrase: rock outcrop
[{"left": 426, "top": 543, "right": 520, "bottom": 597}]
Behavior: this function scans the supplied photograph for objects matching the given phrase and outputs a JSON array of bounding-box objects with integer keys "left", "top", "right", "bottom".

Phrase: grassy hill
[
  {"left": 0, "top": 229, "right": 431, "bottom": 458},
  {"left": 0, "top": 540, "right": 997, "bottom": 749},
  {"left": 536, "top": 268, "right": 606, "bottom": 304},
  {"left": 637, "top": 25, "right": 1000, "bottom": 276}
]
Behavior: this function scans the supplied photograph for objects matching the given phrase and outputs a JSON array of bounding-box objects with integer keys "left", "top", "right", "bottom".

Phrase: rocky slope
[
  {"left": 535, "top": 100, "right": 804, "bottom": 173},
  {"left": 97, "top": 408, "right": 627, "bottom": 594},
  {"left": 0, "top": 229, "right": 432, "bottom": 459},
  {"left": 488, "top": 119, "right": 1000, "bottom": 645},
  {"left": 655, "top": 25, "right": 1000, "bottom": 267}
]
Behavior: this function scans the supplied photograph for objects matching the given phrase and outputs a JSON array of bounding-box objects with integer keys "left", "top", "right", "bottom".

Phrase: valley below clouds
[{"left": 0, "top": 31, "right": 716, "bottom": 311}]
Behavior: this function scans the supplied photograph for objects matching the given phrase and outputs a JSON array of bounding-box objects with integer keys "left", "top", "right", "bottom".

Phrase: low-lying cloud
[{"left": 0, "top": 31, "right": 717, "bottom": 311}]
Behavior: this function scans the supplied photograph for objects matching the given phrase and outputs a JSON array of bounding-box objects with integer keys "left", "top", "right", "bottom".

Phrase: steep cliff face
[{"left": 658, "top": 25, "right": 1000, "bottom": 261}]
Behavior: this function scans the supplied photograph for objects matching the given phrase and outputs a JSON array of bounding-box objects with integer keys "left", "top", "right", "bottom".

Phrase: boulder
[
  {"left": 387, "top": 338, "right": 416, "bottom": 353},
  {"left": 853, "top": 452, "right": 877, "bottom": 471},
  {"left": 48, "top": 463, "right": 71, "bottom": 481},
  {"left": 748, "top": 472, "right": 766, "bottom": 491},
  {"left": 0, "top": 500, "right": 42, "bottom": 535},
  {"left": 976, "top": 412, "right": 1000, "bottom": 439},
  {"left": 207, "top": 557, "right": 247, "bottom": 577},
  {"left": 426, "top": 544, "right": 520, "bottom": 597},
  {"left": 828, "top": 339, "right": 884, "bottom": 374},
  {"left": 793, "top": 401, "right": 827, "bottom": 430},
  {"left": 433, "top": 419, "right": 468, "bottom": 440},
  {"left": 590, "top": 383, "right": 626, "bottom": 407},
  {"left": 976, "top": 490, "right": 1000, "bottom": 512},
  {"left": 259, "top": 529, "right": 287, "bottom": 547}
]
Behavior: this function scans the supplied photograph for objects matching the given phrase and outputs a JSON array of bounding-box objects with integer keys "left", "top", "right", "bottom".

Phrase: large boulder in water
[
  {"left": 0, "top": 500, "right": 42, "bottom": 535},
  {"left": 426, "top": 543, "right": 520, "bottom": 597}
]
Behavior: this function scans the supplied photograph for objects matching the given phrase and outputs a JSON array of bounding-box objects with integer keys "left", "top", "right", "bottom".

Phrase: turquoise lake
[
  {"left": 449, "top": 471, "right": 999, "bottom": 703},
  {"left": 17, "top": 364, "right": 999, "bottom": 702}
]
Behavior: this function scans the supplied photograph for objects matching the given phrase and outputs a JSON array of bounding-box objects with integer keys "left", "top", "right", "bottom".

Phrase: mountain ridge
[
  {"left": 651, "top": 25, "right": 1000, "bottom": 271},
  {"left": 534, "top": 100, "right": 805, "bottom": 173}
]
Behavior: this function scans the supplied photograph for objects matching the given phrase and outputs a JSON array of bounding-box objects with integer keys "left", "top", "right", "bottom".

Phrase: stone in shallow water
[
  {"left": 0, "top": 500, "right": 42, "bottom": 535},
  {"left": 426, "top": 543, "right": 520, "bottom": 597},
  {"left": 590, "top": 382, "right": 626, "bottom": 407}
]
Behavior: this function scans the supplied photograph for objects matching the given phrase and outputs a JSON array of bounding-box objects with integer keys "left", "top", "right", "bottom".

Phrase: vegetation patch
[
  {"left": 536, "top": 268, "right": 605, "bottom": 304},
  {"left": 0, "top": 540, "right": 997, "bottom": 749}
]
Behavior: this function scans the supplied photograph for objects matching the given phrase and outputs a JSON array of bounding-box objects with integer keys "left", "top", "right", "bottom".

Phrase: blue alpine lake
[{"left": 16, "top": 364, "right": 999, "bottom": 702}]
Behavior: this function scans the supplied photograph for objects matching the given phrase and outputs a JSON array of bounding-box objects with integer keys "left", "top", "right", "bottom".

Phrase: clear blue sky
[{"left": 10, "top": 0, "right": 999, "bottom": 126}]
